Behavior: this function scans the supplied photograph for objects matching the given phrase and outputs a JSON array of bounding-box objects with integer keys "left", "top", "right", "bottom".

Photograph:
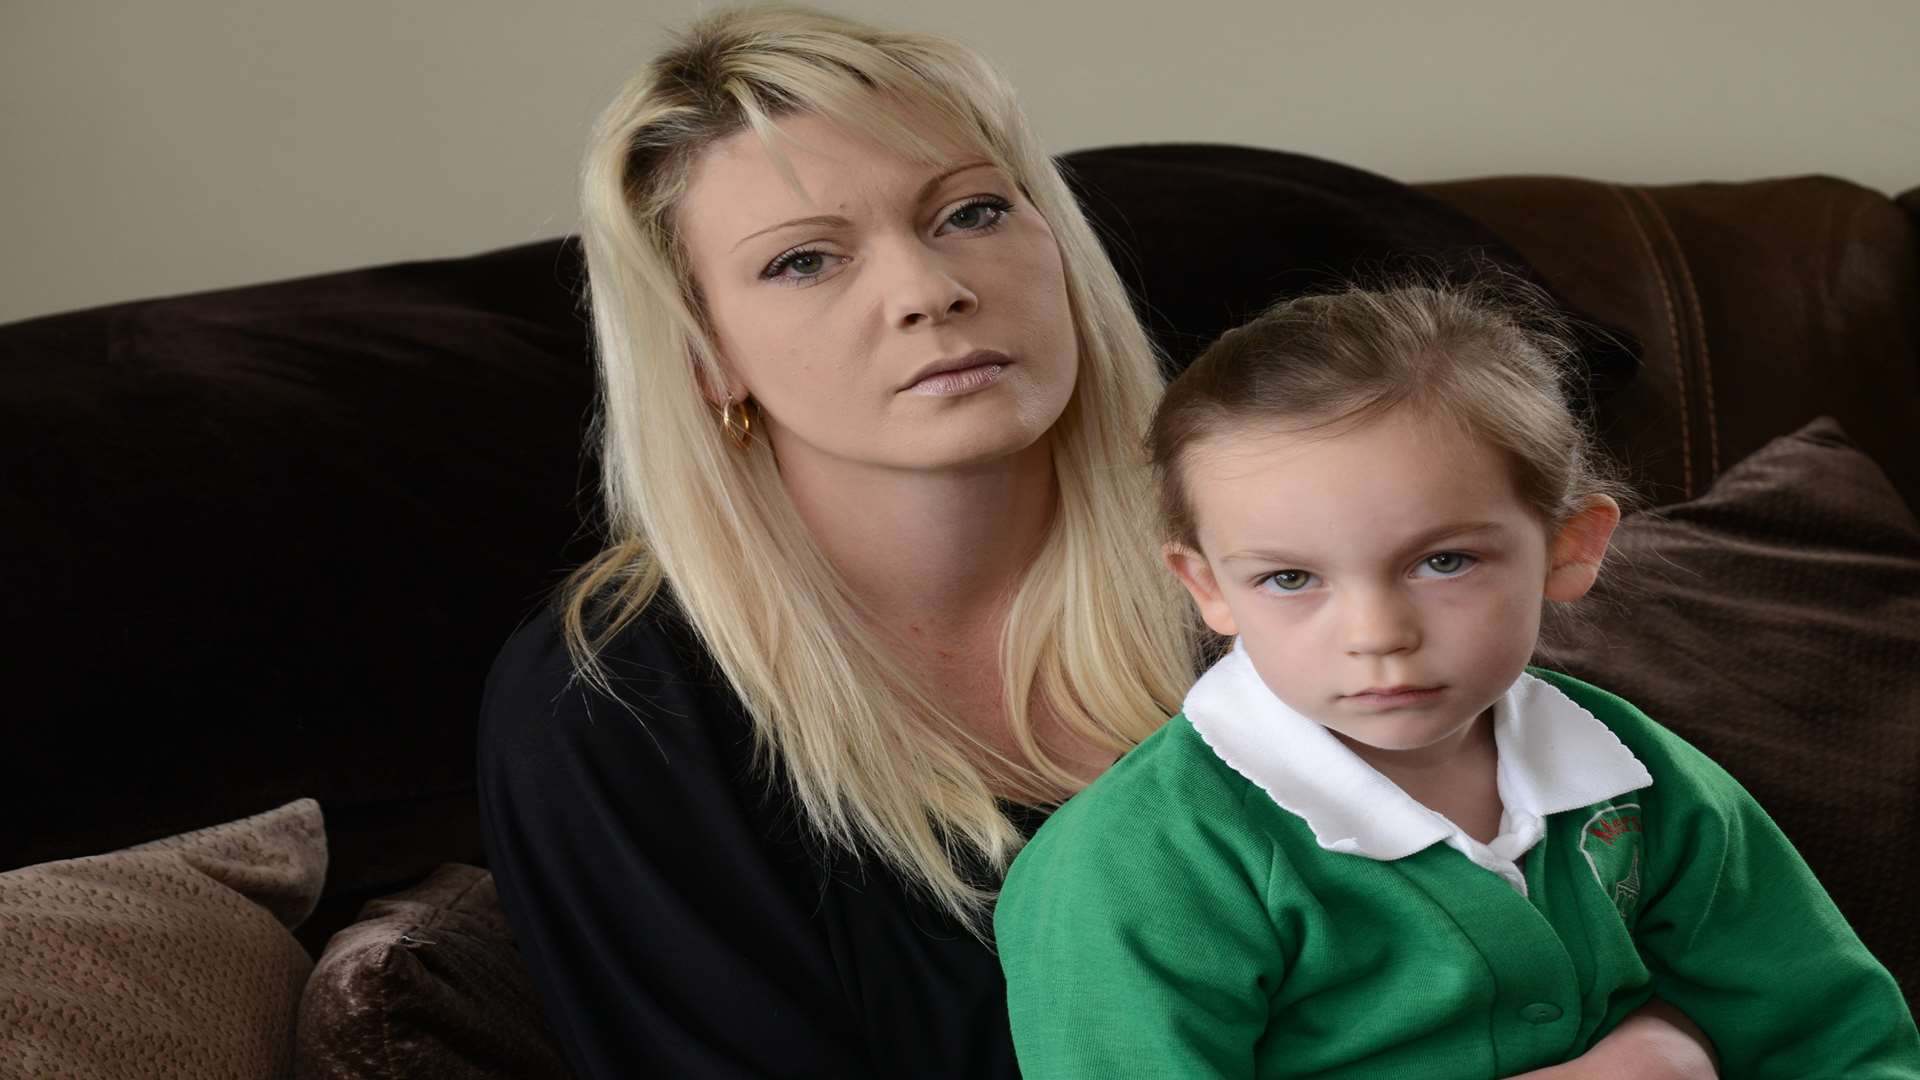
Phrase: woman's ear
[
  {"left": 1544, "top": 495, "right": 1622, "bottom": 603},
  {"left": 694, "top": 354, "right": 747, "bottom": 409},
  {"left": 1163, "top": 542, "right": 1239, "bottom": 637}
]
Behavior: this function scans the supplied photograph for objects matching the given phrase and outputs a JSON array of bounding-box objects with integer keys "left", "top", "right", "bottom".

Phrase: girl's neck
[{"left": 1336, "top": 709, "right": 1504, "bottom": 845}]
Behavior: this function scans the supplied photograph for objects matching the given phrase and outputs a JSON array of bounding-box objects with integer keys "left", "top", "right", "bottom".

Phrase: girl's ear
[
  {"left": 1544, "top": 495, "right": 1622, "bottom": 603},
  {"left": 1163, "top": 543, "right": 1239, "bottom": 637}
]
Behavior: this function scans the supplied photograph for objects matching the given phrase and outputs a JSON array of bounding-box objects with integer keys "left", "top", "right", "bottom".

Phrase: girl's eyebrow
[
  {"left": 1219, "top": 522, "right": 1508, "bottom": 566},
  {"left": 1399, "top": 520, "right": 1507, "bottom": 552},
  {"left": 729, "top": 160, "right": 996, "bottom": 252},
  {"left": 1220, "top": 546, "right": 1311, "bottom": 566}
]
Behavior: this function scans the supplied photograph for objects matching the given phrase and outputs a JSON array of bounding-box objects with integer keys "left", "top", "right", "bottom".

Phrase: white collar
[{"left": 1184, "top": 642, "right": 1653, "bottom": 863}]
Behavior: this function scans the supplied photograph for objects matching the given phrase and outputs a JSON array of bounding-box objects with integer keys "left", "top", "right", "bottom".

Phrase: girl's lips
[{"left": 1342, "top": 686, "right": 1446, "bottom": 710}]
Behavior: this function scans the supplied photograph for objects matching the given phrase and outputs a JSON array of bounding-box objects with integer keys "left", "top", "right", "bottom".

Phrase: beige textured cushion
[{"left": 0, "top": 798, "right": 327, "bottom": 1080}]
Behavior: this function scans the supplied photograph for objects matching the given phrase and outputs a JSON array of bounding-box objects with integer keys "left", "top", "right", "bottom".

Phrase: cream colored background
[{"left": 3, "top": 1, "right": 1915, "bottom": 325}]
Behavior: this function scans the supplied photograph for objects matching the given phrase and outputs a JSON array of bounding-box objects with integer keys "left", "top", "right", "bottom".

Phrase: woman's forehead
[
  {"left": 680, "top": 111, "right": 1002, "bottom": 243},
  {"left": 710, "top": 108, "right": 989, "bottom": 186}
]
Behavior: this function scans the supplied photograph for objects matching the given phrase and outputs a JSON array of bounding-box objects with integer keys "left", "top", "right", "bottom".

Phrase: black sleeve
[{"left": 477, "top": 603, "right": 868, "bottom": 1079}]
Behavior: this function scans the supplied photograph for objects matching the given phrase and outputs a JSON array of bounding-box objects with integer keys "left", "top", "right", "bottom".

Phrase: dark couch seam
[
  {"left": 1633, "top": 187, "right": 1721, "bottom": 479},
  {"left": 373, "top": 932, "right": 403, "bottom": 1078},
  {"left": 1609, "top": 183, "right": 1694, "bottom": 497},
  {"left": 370, "top": 873, "right": 492, "bottom": 1075},
  {"left": 427, "top": 868, "right": 491, "bottom": 931}
]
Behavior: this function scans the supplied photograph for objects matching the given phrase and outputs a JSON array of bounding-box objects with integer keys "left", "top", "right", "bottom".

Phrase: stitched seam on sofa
[
  {"left": 375, "top": 928, "right": 405, "bottom": 1077},
  {"left": 1632, "top": 186, "right": 1721, "bottom": 480},
  {"left": 430, "top": 869, "right": 490, "bottom": 929},
  {"left": 369, "top": 875, "right": 489, "bottom": 1071},
  {"left": 1610, "top": 183, "right": 1693, "bottom": 497}
]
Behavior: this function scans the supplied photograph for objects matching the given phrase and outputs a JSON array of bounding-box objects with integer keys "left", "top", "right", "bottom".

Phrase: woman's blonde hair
[{"left": 564, "top": 5, "right": 1195, "bottom": 935}]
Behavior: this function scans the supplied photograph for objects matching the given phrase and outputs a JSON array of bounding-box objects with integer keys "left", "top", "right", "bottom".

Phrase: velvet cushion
[
  {"left": 1537, "top": 418, "right": 1920, "bottom": 1002},
  {"left": 0, "top": 799, "right": 326, "bottom": 1079},
  {"left": 295, "top": 864, "right": 568, "bottom": 1080}
]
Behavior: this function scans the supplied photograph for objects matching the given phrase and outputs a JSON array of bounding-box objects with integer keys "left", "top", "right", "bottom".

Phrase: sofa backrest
[{"left": 1424, "top": 174, "right": 1920, "bottom": 508}]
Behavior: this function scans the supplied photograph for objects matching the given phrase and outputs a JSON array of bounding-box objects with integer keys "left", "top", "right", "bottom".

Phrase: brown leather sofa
[
  {"left": 4, "top": 144, "right": 1916, "bottom": 1076},
  {"left": 1432, "top": 173, "right": 1920, "bottom": 510}
]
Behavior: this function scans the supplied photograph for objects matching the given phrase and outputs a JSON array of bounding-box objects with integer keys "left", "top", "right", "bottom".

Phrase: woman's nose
[
  {"left": 1342, "top": 587, "right": 1421, "bottom": 657},
  {"left": 883, "top": 243, "right": 978, "bottom": 328}
]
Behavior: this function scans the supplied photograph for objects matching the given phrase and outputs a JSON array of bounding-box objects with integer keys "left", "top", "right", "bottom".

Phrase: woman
[{"left": 478, "top": 6, "right": 1719, "bottom": 1077}]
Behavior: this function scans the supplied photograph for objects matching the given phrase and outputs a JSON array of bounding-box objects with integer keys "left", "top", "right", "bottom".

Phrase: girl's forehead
[
  {"left": 1182, "top": 409, "right": 1533, "bottom": 529},
  {"left": 1186, "top": 405, "right": 1486, "bottom": 474}
]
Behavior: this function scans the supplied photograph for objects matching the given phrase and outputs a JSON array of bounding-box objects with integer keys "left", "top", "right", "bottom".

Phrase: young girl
[{"left": 994, "top": 281, "right": 1920, "bottom": 1078}]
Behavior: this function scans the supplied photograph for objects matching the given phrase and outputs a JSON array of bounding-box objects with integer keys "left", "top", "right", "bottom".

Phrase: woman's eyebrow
[
  {"left": 918, "top": 159, "right": 996, "bottom": 201},
  {"left": 729, "top": 160, "right": 997, "bottom": 253},
  {"left": 731, "top": 213, "right": 850, "bottom": 253}
]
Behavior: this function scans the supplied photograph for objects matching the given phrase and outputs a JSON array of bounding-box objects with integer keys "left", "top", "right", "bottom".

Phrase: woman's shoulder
[
  {"left": 490, "top": 587, "right": 703, "bottom": 686},
  {"left": 480, "top": 590, "right": 750, "bottom": 769}
]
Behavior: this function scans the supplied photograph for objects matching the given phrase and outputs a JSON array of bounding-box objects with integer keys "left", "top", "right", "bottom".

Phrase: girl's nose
[{"left": 1342, "top": 587, "right": 1421, "bottom": 657}]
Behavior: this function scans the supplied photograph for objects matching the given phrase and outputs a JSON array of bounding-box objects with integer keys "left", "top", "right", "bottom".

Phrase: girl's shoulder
[{"left": 1524, "top": 667, "right": 1752, "bottom": 813}]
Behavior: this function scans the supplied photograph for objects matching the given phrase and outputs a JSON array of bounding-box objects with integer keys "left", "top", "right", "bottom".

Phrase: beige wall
[{"left": 3, "top": 0, "right": 1915, "bottom": 325}]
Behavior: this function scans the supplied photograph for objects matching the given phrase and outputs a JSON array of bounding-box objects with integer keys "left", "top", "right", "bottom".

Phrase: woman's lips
[
  {"left": 901, "top": 349, "right": 1013, "bottom": 395},
  {"left": 1341, "top": 686, "right": 1445, "bottom": 710},
  {"left": 905, "top": 361, "right": 1006, "bottom": 396}
]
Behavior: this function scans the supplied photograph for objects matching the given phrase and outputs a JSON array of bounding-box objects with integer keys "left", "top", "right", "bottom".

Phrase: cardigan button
[{"left": 1519, "top": 1003, "right": 1564, "bottom": 1024}]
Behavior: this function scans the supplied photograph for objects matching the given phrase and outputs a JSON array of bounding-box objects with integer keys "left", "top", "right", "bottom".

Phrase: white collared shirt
[{"left": 1184, "top": 642, "right": 1654, "bottom": 896}]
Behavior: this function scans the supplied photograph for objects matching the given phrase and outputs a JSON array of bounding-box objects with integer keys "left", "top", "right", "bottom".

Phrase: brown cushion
[
  {"left": 1537, "top": 417, "right": 1920, "bottom": 1003},
  {"left": 295, "top": 864, "right": 568, "bottom": 1080},
  {"left": 0, "top": 798, "right": 326, "bottom": 1079}
]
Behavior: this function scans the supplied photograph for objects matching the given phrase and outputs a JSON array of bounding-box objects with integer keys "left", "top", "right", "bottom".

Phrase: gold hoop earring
[{"left": 718, "top": 396, "right": 754, "bottom": 449}]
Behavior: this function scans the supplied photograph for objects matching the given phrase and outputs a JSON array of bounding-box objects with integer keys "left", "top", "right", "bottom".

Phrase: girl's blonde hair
[
  {"left": 564, "top": 5, "right": 1195, "bottom": 935},
  {"left": 1149, "top": 277, "right": 1628, "bottom": 548}
]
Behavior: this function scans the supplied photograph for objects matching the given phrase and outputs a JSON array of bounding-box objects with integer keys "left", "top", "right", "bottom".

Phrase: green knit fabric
[{"left": 996, "top": 670, "right": 1920, "bottom": 1078}]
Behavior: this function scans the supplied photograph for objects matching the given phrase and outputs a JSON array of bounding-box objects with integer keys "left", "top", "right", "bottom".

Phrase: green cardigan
[{"left": 996, "top": 669, "right": 1919, "bottom": 1078}]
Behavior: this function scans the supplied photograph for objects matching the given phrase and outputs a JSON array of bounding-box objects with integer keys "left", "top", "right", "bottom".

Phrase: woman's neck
[
  {"left": 774, "top": 434, "right": 1113, "bottom": 801},
  {"left": 776, "top": 437, "right": 1058, "bottom": 640}
]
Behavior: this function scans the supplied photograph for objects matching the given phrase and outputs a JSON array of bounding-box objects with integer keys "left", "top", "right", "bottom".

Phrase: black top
[{"left": 478, "top": 597, "right": 1038, "bottom": 1079}]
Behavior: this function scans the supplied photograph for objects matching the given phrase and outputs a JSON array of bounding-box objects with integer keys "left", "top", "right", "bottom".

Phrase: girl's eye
[
  {"left": 937, "top": 195, "right": 1013, "bottom": 235},
  {"left": 1415, "top": 552, "right": 1478, "bottom": 578},
  {"left": 1258, "top": 569, "right": 1316, "bottom": 594},
  {"left": 761, "top": 247, "right": 840, "bottom": 284}
]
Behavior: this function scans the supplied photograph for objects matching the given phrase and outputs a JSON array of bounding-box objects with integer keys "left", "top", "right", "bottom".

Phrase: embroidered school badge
[{"left": 1578, "top": 803, "right": 1644, "bottom": 918}]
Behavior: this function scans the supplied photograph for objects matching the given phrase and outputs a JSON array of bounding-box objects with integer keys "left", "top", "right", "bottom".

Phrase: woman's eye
[
  {"left": 785, "top": 252, "right": 826, "bottom": 276},
  {"left": 937, "top": 196, "right": 1012, "bottom": 235},
  {"left": 1258, "top": 569, "right": 1315, "bottom": 593},
  {"left": 1416, "top": 552, "right": 1478, "bottom": 578},
  {"left": 762, "top": 247, "right": 838, "bottom": 283}
]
